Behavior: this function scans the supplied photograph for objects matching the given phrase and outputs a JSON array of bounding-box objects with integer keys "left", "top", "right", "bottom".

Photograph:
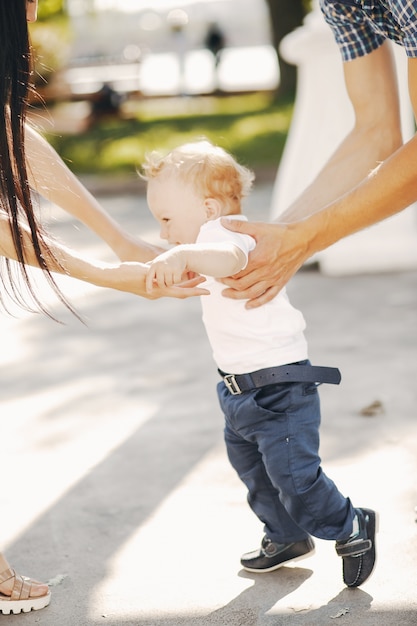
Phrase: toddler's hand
[{"left": 146, "top": 249, "right": 187, "bottom": 293}]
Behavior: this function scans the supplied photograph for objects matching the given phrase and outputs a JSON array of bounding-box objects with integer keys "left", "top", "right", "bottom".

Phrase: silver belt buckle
[{"left": 224, "top": 374, "right": 242, "bottom": 395}]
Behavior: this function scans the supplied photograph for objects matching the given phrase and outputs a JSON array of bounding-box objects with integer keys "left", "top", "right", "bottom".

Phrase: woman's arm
[
  {"left": 25, "top": 124, "right": 161, "bottom": 263},
  {"left": 0, "top": 212, "right": 208, "bottom": 299}
]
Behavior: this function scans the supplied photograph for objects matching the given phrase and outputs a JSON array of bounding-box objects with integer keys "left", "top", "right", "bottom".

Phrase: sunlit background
[{"left": 62, "top": 0, "right": 278, "bottom": 96}]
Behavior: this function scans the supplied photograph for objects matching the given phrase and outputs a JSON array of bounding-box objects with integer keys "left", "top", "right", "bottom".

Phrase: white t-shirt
[{"left": 197, "top": 216, "right": 308, "bottom": 374}]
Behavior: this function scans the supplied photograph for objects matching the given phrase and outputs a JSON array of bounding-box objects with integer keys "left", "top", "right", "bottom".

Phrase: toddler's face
[{"left": 147, "top": 174, "right": 208, "bottom": 245}]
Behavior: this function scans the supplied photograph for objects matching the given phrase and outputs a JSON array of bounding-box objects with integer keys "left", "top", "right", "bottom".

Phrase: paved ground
[{"left": 1, "top": 180, "right": 417, "bottom": 625}]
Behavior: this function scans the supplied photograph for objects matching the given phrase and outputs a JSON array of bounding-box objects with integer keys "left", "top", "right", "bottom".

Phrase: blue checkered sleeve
[{"left": 320, "top": 0, "right": 417, "bottom": 61}]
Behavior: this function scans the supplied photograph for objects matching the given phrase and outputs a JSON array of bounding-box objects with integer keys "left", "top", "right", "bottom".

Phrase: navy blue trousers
[{"left": 217, "top": 372, "right": 355, "bottom": 544}]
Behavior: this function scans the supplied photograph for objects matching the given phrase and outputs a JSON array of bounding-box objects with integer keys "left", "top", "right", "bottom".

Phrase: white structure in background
[{"left": 270, "top": 1, "right": 417, "bottom": 275}]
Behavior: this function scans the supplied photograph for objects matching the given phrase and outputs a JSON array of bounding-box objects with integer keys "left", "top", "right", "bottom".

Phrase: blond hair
[{"left": 141, "top": 140, "right": 254, "bottom": 215}]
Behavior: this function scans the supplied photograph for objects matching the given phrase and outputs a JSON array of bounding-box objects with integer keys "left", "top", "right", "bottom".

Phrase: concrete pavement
[{"left": 1, "top": 180, "right": 417, "bottom": 625}]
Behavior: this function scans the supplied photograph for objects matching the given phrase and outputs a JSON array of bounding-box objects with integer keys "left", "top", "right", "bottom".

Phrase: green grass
[{"left": 45, "top": 92, "right": 294, "bottom": 176}]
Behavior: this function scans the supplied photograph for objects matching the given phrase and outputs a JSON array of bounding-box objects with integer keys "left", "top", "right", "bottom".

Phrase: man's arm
[
  {"left": 221, "top": 43, "right": 415, "bottom": 307},
  {"left": 279, "top": 41, "right": 403, "bottom": 222},
  {"left": 25, "top": 125, "right": 162, "bottom": 263},
  {"left": 146, "top": 243, "right": 247, "bottom": 292}
]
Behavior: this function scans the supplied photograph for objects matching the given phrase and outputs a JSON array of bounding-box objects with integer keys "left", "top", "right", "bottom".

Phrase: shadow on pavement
[{"left": 1, "top": 186, "right": 417, "bottom": 624}]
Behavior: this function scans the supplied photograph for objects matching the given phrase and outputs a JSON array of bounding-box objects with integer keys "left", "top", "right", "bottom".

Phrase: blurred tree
[
  {"left": 30, "top": 0, "right": 70, "bottom": 96},
  {"left": 37, "top": 0, "right": 65, "bottom": 20},
  {"left": 265, "top": 0, "right": 311, "bottom": 99}
]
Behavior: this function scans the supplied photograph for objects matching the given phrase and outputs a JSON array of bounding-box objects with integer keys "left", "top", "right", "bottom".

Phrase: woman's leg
[{"left": 0, "top": 551, "right": 51, "bottom": 614}]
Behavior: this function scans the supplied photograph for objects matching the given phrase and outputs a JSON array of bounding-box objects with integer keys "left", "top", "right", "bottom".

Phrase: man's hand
[{"left": 219, "top": 218, "right": 309, "bottom": 308}]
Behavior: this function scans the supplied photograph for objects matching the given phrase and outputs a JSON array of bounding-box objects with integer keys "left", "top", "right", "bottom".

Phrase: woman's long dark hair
[{"left": 0, "top": 0, "right": 76, "bottom": 318}]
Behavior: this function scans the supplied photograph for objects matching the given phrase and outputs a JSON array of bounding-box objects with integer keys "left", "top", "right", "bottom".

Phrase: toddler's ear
[{"left": 204, "top": 197, "right": 222, "bottom": 220}]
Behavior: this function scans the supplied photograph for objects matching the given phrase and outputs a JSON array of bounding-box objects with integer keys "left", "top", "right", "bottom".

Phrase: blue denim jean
[{"left": 217, "top": 365, "right": 355, "bottom": 544}]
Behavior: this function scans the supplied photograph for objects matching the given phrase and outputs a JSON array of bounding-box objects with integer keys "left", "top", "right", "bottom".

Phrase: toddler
[{"left": 142, "top": 139, "right": 377, "bottom": 588}]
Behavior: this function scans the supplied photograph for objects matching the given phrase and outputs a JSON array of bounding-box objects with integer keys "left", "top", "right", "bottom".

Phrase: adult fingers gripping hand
[
  {"left": 112, "top": 262, "right": 208, "bottom": 299},
  {"left": 148, "top": 275, "right": 209, "bottom": 300},
  {"left": 219, "top": 218, "right": 308, "bottom": 309}
]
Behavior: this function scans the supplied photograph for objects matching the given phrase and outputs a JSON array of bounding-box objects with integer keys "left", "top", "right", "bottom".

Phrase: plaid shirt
[{"left": 320, "top": 0, "right": 417, "bottom": 60}]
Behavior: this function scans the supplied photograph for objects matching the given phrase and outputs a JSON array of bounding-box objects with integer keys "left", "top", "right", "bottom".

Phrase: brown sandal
[{"left": 0, "top": 568, "right": 51, "bottom": 614}]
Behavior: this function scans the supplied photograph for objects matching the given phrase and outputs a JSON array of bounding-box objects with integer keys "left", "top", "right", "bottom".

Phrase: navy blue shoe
[
  {"left": 241, "top": 535, "right": 315, "bottom": 573},
  {"left": 335, "top": 507, "right": 377, "bottom": 587}
]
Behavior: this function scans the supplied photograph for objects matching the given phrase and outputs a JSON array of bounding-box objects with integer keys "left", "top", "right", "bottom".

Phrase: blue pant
[{"left": 217, "top": 371, "right": 355, "bottom": 544}]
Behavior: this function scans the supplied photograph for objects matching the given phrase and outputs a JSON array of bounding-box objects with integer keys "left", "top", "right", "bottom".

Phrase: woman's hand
[
  {"left": 110, "top": 261, "right": 208, "bottom": 299},
  {"left": 146, "top": 275, "right": 206, "bottom": 299}
]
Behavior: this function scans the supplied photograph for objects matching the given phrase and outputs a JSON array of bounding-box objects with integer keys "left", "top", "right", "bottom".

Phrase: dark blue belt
[{"left": 218, "top": 364, "right": 341, "bottom": 395}]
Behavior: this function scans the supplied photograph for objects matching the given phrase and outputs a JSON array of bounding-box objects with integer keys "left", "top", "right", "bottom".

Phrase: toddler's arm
[{"left": 146, "top": 243, "right": 247, "bottom": 292}]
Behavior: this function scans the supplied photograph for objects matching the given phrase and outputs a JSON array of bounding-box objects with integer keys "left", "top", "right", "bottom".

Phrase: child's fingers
[
  {"left": 173, "top": 268, "right": 184, "bottom": 285},
  {"left": 145, "top": 268, "right": 156, "bottom": 293},
  {"left": 159, "top": 268, "right": 174, "bottom": 287},
  {"left": 146, "top": 262, "right": 185, "bottom": 293}
]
